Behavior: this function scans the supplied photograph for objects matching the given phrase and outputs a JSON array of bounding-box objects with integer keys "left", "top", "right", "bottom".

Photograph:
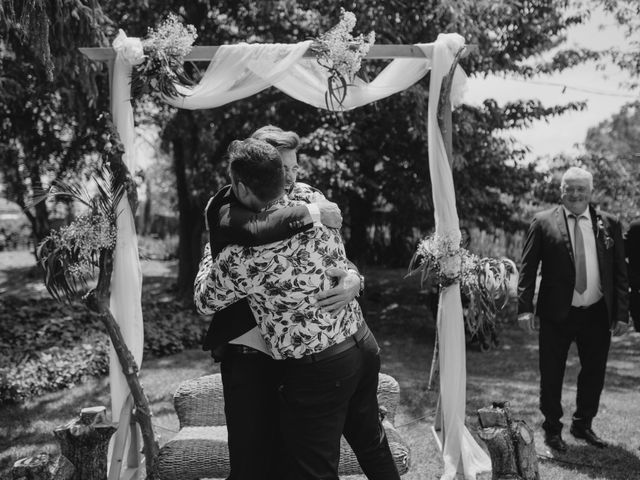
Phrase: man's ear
[{"left": 236, "top": 181, "right": 248, "bottom": 198}]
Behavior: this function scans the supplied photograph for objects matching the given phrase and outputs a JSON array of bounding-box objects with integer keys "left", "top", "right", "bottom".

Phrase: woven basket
[{"left": 158, "top": 372, "right": 410, "bottom": 479}]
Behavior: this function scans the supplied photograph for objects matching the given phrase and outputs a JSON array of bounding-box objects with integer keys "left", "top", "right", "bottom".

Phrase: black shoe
[
  {"left": 544, "top": 432, "right": 568, "bottom": 452},
  {"left": 570, "top": 424, "right": 608, "bottom": 448}
]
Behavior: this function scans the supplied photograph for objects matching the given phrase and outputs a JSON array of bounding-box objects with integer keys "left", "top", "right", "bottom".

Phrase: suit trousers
[
  {"left": 220, "top": 350, "right": 284, "bottom": 480},
  {"left": 539, "top": 299, "right": 611, "bottom": 434},
  {"left": 278, "top": 330, "right": 401, "bottom": 480}
]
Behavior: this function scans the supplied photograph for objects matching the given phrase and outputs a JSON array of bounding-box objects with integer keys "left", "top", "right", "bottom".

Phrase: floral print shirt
[{"left": 194, "top": 186, "right": 363, "bottom": 359}]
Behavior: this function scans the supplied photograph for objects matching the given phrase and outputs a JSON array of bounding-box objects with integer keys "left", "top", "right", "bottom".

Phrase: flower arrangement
[
  {"left": 407, "top": 233, "right": 519, "bottom": 335},
  {"left": 311, "top": 8, "right": 375, "bottom": 111},
  {"left": 128, "top": 13, "right": 198, "bottom": 99},
  {"left": 39, "top": 213, "right": 117, "bottom": 290}
]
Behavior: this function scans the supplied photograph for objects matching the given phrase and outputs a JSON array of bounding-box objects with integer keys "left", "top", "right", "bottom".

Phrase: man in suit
[
  {"left": 626, "top": 218, "right": 640, "bottom": 331},
  {"left": 196, "top": 138, "right": 400, "bottom": 480},
  {"left": 518, "top": 166, "right": 629, "bottom": 452},
  {"left": 196, "top": 127, "right": 364, "bottom": 480}
]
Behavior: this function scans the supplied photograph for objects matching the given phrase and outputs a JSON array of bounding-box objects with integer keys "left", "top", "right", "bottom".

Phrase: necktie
[{"left": 571, "top": 214, "right": 587, "bottom": 294}]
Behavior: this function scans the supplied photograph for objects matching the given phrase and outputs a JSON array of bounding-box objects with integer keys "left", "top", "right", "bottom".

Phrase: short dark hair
[
  {"left": 251, "top": 125, "right": 300, "bottom": 151},
  {"left": 227, "top": 138, "right": 285, "bottom": 202}
]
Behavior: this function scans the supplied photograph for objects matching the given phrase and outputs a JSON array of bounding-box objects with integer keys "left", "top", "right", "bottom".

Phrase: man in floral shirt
[{"left": 195, "top": 138, "right": 400, "bottom": 480}]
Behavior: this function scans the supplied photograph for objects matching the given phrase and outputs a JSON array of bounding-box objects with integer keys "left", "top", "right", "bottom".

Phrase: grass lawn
[{"left": 1, "top": 251, "right": 640, "bottom": 479}]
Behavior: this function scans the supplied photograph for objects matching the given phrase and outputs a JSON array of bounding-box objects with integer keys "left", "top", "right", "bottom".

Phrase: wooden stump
[
  {"left": 478, "top": 402, "right": 540, "bottom": 480},
  {"left": 53, "top": 406, "right": 117, "bottom": 480},
  {"left": 12, "top": 453, "right": 74, "bottom": 480}
]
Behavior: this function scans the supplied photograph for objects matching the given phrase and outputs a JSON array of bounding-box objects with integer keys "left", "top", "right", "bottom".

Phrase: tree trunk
[
  {"left": 53, "top": 410, "right": 116, "bottom": 480},
  {"left": 477, "top": 402, "right": 540, "bottom": 480},
  {"left": 30, "top": 166, "right": 51, "bottom": 243},
  {"left": 172, "top": 111, "right": 203, "bottom": 299},
  {"left": 346, "top": 193, "right": 372, "bottom": 266},
  {"left": 12, "top": 453, "right": 74, "bottom": 480}
]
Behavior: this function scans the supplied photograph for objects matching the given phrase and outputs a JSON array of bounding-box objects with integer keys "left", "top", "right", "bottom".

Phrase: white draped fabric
[
  {"left": 166, "top": 41, "right": 432, "bottom": 111},
  {"left": 109, "top": 31, "right": 490, "bottom": 478},
  {"left": 109, "top": 32, "right": 145, "bottom": 424},
  {"left": 426, "top": 37, "right": 492, "bottom": 479}
]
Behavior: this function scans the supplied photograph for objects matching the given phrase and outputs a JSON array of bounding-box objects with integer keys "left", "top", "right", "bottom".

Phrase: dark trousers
[
  {"left": 220, "top": 350, "right": 283, "bottom": 480},
  {"left": 278, "top": 330, "right": 401, "bottom": 480},
  {"left": 630, "top": 288, "right": 640, "bottom": 332},
  {"left": 539, "top": 299, "right": 611, "bottom": 435}
]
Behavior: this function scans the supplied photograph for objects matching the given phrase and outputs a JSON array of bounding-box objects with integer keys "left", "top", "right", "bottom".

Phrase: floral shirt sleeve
[{"left": 194, "top": 242, "right": 248, "bottom": 315}]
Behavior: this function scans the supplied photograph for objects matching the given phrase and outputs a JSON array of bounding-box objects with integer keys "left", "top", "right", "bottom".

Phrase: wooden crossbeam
[{"left": 80, "top": 44, "right": 437, "bottom": 62}]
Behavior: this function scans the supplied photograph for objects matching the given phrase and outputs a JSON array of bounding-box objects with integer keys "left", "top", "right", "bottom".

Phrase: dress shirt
[
  {"left": 563, "top": 206, "right": 603, "bottom": 307},
  {"left": 194, "top": 194, "right": 363, "bottom": 360}
]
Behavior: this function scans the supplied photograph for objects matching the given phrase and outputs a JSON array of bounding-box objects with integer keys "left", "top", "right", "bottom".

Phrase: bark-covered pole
[
  {"left": 81, "top": 122, "right": 159, "bottom": 479},
  {"left": 83, "top": 252, "right": 159, "bottom": 479}
]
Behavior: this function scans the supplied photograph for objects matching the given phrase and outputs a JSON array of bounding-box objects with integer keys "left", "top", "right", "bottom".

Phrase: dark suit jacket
[
  {"left": 518, "top": 204, "right": 629, "bottom": 328},
  {"left": 201, "top": 185, "right": 313, "bottom": 360},
  {"left": 626, "top": 219, "right": 640, "bottom": 326}
]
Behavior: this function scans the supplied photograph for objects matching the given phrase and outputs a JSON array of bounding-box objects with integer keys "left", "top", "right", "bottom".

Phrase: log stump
[
  {"left": 478, "top": 402, "right": 539, "bottom": 480},
  {"left": 53, "top": 406, "right": 116, "bottom": 480},
  {"left": 12, "top": 453, "right": 74, "bottom": 480}
]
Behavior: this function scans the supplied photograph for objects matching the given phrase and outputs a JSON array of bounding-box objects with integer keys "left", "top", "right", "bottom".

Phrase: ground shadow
[{"left": 540, "top": 443, "right": 640, "bottom": 480}]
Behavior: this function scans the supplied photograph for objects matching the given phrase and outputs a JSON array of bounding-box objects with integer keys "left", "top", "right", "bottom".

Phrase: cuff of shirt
[{"left": 306, "top": 203, "right": 322, "bottom": 226}]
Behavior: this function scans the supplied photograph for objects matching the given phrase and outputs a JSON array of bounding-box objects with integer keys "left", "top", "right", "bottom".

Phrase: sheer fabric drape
[
  {"left": 109, "top": 31, "right": 489, "bottom": 479},
  {"left": 426, "top": 35, "right": 492, "bottom": 480}
]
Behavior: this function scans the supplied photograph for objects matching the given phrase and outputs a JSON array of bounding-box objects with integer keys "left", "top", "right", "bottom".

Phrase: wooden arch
[{"left": 80, "top": 42, "right": 469, "bottom": 480}]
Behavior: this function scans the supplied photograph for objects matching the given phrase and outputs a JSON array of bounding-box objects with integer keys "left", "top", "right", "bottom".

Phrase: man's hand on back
[
  {"left": 318, "top": 201, "right": 342, "bottom": 229},
  {"left": 612, "top": 320, "right": 629, "bottom": 337},
  {"left": 315, "top": 268, "right": 360, "bottom": 313}
]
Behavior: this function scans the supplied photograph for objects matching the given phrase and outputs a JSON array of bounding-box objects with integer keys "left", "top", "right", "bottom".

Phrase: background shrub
[{"left": 0, "top": 295, "right": 208, "bottom": 404}]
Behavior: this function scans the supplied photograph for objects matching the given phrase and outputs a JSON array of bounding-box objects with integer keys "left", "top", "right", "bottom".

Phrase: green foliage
[
  {"left": 137, "top": 234, "right": 179, "bottom": 260},
  {"left": 0, "top": 297, "right": 110, "bottom": 403},
  {"left": 597, "top": 0, "right": 640, "bottom": 89},
  {"left": 0, "top": 0, "right": 114, "bottom": 243},
  {"left": 0, "top": 295, "right": 207, "bottom": 404},
  {"left": 532, "top": 101, "right": 640, "bottom": 225},
  {"left": 2, "top": 0, "right": 597, "bottom": 284}
]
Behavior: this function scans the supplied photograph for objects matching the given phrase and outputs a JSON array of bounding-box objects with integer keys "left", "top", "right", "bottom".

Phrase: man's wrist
[
  {"left": 348, "top": 268, "right": 364, "bottom": 297},
  {"left": 306, "top": 203, "right": 322, "bottom": 226}
]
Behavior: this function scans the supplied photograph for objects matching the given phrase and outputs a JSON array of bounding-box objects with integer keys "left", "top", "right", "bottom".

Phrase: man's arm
[
  {"left": 194, "top": 243, "right": 247, "bottom": 315},
  {"left": 611, "top": 217, "right": 630, "bottom": 327},
  {"left": 518, "top": 216, "right": 542, "bottom": 331},
  {"left": 210, "top": 193, "right": 341, "bottom": 250}
]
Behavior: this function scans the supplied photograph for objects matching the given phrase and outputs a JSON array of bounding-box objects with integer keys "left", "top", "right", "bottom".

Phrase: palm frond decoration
[{"left": 31, "top": 159, "right": 123, "bottom": 303}]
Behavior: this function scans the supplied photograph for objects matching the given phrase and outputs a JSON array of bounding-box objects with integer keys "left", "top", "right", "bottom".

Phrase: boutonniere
[{"left": 596, "top": 217, "right": 614, "bottom": 249}]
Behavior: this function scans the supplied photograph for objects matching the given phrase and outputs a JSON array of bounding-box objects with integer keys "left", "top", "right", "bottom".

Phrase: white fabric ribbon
[
  {"left": 110, "top": 32, "right": 144, "bottom": 423},
  {"left": 113, "top": 29, "right": 145, "bottom": 66},
  {"left": 426, "top": 33, "right": 491, "bottom": 479},
  {"left": 165, "top": 41, "right": 438, "bottom": 111}
]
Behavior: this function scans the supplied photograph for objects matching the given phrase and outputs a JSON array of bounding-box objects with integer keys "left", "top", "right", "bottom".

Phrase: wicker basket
[{"left": 157, "top": 372, "right": 410, "bottom": 479}]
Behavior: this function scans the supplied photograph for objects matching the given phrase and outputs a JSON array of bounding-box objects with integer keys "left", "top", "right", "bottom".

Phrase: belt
[
  {"left": 285, "top": 323, "right": 370, "bottom": 364},
  {"left": 226, "top": 344, "right": 264, "bottom": 355}
]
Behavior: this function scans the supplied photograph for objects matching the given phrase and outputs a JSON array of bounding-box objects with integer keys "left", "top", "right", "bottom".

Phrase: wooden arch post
[{"left": 80, "top": 42, "right": 471, "bottom": 480}]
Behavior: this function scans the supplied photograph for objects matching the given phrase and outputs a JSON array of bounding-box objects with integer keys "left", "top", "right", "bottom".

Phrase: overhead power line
[{"left": 513, "top": 78, "right": 638, "bottom": 99}]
